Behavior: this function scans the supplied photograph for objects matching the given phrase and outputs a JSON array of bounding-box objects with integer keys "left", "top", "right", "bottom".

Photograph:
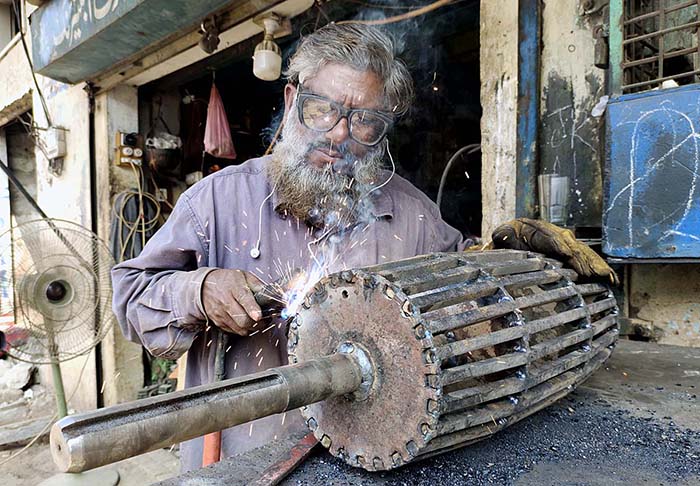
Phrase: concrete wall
[
  {"left": 29, "top": 80, "right": 147, "bottom": 409},
  {"left": 478, "top": 0, "right": 700, "bottom": 348},
  {"left": 30, "top": 79, "right": 99, "bottom": 412},
  {"left": 0, "top": 4, "right": 13, "bottom": 49},
  {"left": 94, "top": 84, "right": 144, "bottom": 406},
  {"left": 539, "top": 0, "right": 606, "bottom": 227},
  {"left": 628, "top": 265, "right": 700, "bottom": 347},
  {"left": 479, "top": 0, "right": 518, "bottom": 238},
  {"left": 0, "top": 25, "right": 32, "bottom": 127},
  {"left": 6, "top": 122, "right": 35, "bottom": 225},
  {"left": 538, "top": 1, "right": 700, "bottom": 347}
]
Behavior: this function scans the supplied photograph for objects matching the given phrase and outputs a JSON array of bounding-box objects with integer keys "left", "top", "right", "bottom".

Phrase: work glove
[
  {"left": 202, "top": 269, "right": 265, "bottom": 335},
  {"left": 491, "top": 218, "right": 619, "bottom": 285}
]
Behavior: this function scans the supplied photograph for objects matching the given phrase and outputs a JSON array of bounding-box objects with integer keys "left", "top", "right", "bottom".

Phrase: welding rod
[{"left": 50, "top": 352, "right": 362, "bottom": 473}]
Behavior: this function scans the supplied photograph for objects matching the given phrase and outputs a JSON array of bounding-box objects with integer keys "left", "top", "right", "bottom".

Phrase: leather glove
[
  {"left": 202, "top": 269, "right": 265, "bottom": 335},
  {"left": 491, "top": 218, "right": 619, "bottom": 285}
]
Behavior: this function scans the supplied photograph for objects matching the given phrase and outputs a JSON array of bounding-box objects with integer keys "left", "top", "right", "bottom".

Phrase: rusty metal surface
[
  {"left": 154, "top": 429, "right": 312, "bottom": 486},
  {"left": 291, "top": 250, "right": 618, "bottom": 471},
  {"left": 50, "top": 250, "right": 618, "bottom": 478},
  {"left": 291, "top": 270, "right": 440, "bottom": 471},
  {"left": 50, "top": 354, "right": 361, "bottom": 473},
  {"left": 250, "top": 433, "right": 319, "bottom": 486}
]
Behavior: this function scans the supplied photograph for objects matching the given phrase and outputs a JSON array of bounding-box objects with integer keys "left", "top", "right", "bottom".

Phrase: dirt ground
[
  {"left": 0, "top": 443, "right": 180, "bottom": 485},
  {"left": 0, "top": 372, "right": 180, "bottom": 485},
  {"left": 283, "top": 340, "right": 700, "bottom": 486},
  {"left": 1, "top": 340, "right": 698, "bottom": 486}
]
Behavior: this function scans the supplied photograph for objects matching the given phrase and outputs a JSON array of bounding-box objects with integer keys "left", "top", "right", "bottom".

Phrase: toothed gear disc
[{"left": 289, "top": 270, "right": 440, "bottom": 471}]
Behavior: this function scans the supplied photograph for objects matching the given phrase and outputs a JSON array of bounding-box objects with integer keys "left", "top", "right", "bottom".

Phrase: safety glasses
[{"left": 295, "top": 87, "right": 394, "bottom": 146}]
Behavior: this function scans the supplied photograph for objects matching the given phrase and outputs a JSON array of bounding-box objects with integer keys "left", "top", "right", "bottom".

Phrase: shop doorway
[{"left": 138, "top": 1, "right": 482, "bottom": 237}]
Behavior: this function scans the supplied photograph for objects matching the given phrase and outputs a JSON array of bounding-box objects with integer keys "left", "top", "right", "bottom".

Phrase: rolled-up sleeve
[{"left": 111, "top": 194, "right": 215, "bottom": 359}]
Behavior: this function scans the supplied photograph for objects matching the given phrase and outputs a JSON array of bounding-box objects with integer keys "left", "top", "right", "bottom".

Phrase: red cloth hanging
[{"left": 204, "top": 82, "right": 237, "bottom": 160}]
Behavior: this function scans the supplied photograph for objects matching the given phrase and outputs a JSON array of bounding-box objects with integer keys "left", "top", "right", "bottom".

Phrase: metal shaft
[{"left": 51, "top": 352, "right": 362, "bottom": 473}]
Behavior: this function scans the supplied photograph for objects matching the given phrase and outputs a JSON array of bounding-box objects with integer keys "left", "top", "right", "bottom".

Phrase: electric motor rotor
[{"left": 290, "top": 250, "right": 619, "bottom": 471}]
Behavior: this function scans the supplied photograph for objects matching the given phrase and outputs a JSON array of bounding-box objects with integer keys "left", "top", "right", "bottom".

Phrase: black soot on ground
[{"left": 283, "top": 389, "right": 700, "bottom": 486}]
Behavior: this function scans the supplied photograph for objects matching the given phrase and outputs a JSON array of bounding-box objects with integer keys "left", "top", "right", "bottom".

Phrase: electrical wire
[
  {"left": 345, "top": 0, "right": 427, "bottom": 10},
  {"left": 251, "top": 182, "right": 277, "bottom": 258},
  {"left": 436, "top": 143, "right": 480, "bottom": 209},
  {"left": 149, "top": 172, "right": 174, "bottom": 211},
  {"left": 11, "top": 1, "right": 52, "bottom": 127},
  {"left": 113, "top": 164, "right": 162, "bottom": 262},
  {"left": 337, "top": 0, "right": 455, "bottom": 26},
  {"left": 14, "top": 114, "right": 54, "bottom": 164}
]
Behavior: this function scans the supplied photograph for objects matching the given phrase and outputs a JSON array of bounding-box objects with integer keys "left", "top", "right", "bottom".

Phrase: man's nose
[{"left": 325, "top": 117, "right": 350, "bottom": 146}]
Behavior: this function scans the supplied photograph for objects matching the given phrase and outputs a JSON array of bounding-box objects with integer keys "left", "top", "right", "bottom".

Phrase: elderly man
[{"left": 112, "top": 23, "right": 615, "bottom": 472}]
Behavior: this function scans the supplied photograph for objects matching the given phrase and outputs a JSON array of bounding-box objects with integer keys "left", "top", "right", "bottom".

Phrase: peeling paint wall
[
  {"left": 31, "top": 79, "right": 99, "bottom": 412},
  {"left": 0, "top": 34, "right": 33, "bottom": 126},
  {"left": 94, "top": 85, "right": 144, "bottom": 406},
  {"left": 540, "top": 0, "right": 607, "bottom": 227},
  {"left": 480, "top": 0, "right": 518, "bottom": 238},
  {"left": 479, "top": 0, "right": 700, "bottom": 348}
]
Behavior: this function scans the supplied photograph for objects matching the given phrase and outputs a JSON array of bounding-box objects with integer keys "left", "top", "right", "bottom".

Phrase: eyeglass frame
[{"left": 294, "top": 86, "right": 395, "bottom": 147}]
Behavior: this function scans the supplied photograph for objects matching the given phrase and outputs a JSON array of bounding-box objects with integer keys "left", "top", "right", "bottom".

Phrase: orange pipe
[{"left": 202, "top": 431, "right": 222, "bottom": 466}]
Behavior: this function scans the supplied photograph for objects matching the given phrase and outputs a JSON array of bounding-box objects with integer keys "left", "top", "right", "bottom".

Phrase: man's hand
[
  {"left": 202, "top": 269, "right": 265, "bottom": 335},
  {"left": 491, "top": 218, "right": 619, "bottom": 285}
]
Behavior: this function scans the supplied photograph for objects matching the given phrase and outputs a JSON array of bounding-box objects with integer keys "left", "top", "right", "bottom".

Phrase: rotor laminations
[{"left": 290, "top": 250, "right": 619, "bottom": 471}]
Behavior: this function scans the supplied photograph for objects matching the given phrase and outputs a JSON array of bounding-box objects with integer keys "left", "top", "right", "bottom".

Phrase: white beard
[{"left": 266, "top": 105, "right": 386, "bottom": 229}]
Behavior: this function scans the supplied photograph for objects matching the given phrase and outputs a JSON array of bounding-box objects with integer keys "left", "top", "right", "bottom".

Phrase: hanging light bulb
[{"left": 253, "top": 14, "right": 283, "bottom": 81}]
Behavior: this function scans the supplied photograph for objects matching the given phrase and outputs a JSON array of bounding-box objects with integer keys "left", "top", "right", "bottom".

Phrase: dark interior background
[{"left": 139, "top": 0, "right": 481, "bottom": 236}]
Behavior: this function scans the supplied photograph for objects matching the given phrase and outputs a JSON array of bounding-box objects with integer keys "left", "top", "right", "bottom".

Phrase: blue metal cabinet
[{"left": 603, "top": 84, "right": 700, "bottom": 258}]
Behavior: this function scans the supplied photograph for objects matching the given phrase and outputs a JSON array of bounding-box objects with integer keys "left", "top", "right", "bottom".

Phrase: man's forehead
[{"left": 304, "top": 63, "right": 385, "bottom": 109}]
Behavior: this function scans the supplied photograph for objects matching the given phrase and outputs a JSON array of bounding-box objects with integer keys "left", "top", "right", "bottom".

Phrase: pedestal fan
[{"left": 0, "top": 218, "right": 114, "bottom": 418}]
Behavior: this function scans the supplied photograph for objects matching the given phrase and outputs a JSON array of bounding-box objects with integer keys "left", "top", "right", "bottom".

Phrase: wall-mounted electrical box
[
  {"left": 43, "top": 126, "right": 67, "bottom": 160},
  {"left": 115, "top": 131, "right": 144, "bottom": 166}
]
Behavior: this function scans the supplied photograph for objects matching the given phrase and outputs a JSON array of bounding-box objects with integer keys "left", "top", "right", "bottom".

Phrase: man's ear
[{"left": 283, "top": 83, "right": 297, "bottom": 120}]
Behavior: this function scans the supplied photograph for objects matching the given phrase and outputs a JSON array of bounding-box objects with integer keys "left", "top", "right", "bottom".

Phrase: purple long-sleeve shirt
[{"left": 111, "top": 155, "right": 465, "bottom": 472}]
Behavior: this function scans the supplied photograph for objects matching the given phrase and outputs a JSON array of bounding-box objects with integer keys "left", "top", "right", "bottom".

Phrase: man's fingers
[
  {"left": 206, "top": 305, "right": 244, "bottom": 335},
  {"left": 234, "top": 284, "right": 263, "bottom": 322},
  {"left": 244, "top": 272, "right": 266, "bottom": 294},
  {"left": 230, "top": 296, "right": 258, "bottom": 329},
  {"left": 223, "top": 300, "right": 254, "bottom": 335}
]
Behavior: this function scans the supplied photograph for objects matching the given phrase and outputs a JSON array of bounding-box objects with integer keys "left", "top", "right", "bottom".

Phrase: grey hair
[{"left": 285, "top": 23, "right": 414, "bottom": 116}]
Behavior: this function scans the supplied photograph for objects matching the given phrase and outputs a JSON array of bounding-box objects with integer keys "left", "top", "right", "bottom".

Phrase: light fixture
[
  {"left": 253, "top": 13, "right": 287, "bottom": 81},
  {"left": 199, "top": 16, "right": 220, "bottom": 54}
]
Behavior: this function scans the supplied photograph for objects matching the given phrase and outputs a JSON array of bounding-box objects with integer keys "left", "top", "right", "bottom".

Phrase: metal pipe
[{"left": 51, "top": 352, "right": 363, "bottom": 473}]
